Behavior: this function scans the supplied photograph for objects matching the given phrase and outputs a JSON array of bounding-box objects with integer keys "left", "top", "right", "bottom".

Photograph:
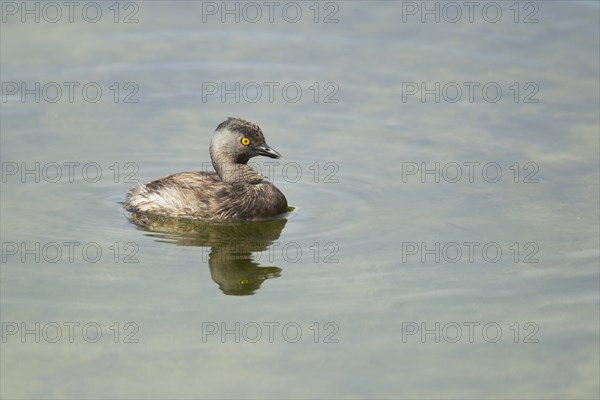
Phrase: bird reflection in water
[{"left": 128, "top": 213, "right": 288, "bottom": 296}]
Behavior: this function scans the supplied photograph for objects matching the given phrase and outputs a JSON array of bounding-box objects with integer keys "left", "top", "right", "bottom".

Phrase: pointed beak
[{"left": 255, "top": 144, "right": 282, "bottom": 159}]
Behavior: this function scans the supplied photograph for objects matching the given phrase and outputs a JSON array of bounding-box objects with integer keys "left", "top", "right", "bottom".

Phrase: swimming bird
[{"left": 125, "top": 118, "right": 288, "bottom": 220}]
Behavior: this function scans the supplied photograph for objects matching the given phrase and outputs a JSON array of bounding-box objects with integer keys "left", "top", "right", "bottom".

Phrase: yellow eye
[
  {"left": 241, "top": 137, "right": 251, "bottom": 146},
  {"left": 240, "top": 279, "right": 249, "bottom": 284}
]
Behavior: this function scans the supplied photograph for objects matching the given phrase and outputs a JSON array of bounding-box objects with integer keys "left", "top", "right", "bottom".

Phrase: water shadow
[{"left": 128, "top": 213, "right": 288, "bottom": 296}]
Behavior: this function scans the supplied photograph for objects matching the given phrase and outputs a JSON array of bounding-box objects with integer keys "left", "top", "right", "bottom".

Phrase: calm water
[{"left": 1, "top": 1, "right": 599, "bottom": 398}]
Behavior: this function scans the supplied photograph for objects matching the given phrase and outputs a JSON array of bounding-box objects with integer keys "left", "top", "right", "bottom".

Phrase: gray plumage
[{"left": 125, "top": 118, "right": 288, "bottom": 220}]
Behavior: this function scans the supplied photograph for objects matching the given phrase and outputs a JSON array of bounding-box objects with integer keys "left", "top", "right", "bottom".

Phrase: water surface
[{"left": 1, "top": 1, "right": 599, "bottom": 398}]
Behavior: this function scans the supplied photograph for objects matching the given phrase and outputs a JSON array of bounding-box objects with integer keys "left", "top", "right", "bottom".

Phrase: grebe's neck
[{"left": 214, "top": 162, "right": 263, "bottom": 183}]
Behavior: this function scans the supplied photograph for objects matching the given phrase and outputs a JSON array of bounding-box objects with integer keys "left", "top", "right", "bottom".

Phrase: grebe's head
[{"left": 210, "top": 117, "right": 282, "bottom": 165}]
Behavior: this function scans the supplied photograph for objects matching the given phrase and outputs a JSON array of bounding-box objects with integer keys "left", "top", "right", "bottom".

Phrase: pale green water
[{"left": 1, "top": 1, "right": 599, "bottom": 399}]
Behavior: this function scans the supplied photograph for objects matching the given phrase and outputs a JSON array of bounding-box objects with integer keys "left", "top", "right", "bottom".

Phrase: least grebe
[{"left": 125, "top": 118, "right": 288, "bottom": 220}]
